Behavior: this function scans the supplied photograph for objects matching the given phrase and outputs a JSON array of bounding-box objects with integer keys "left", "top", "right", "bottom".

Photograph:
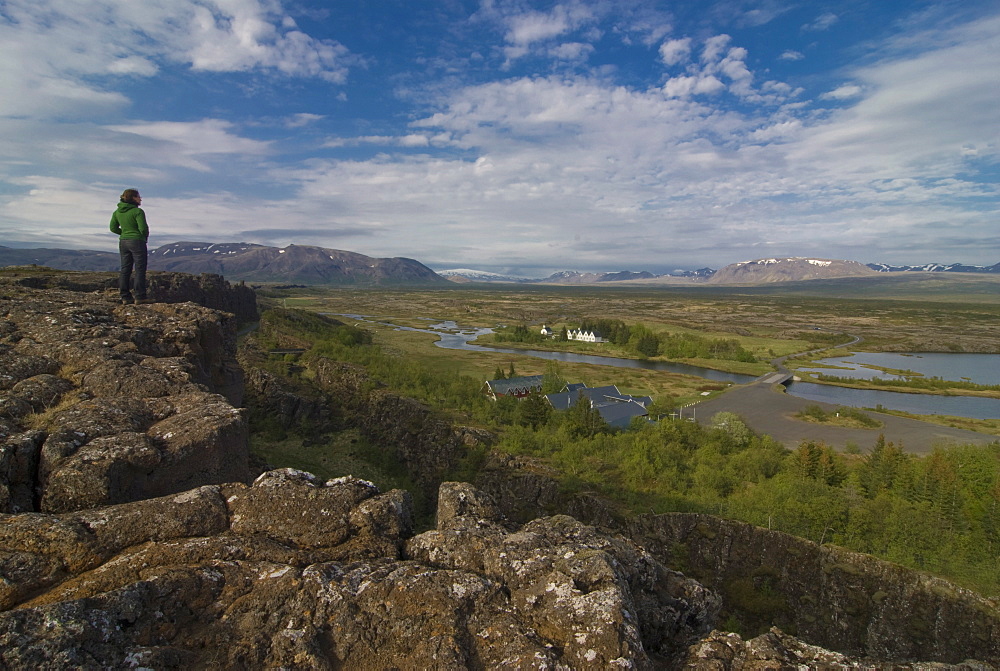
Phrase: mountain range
[
  {"left": 0, "top": 242, "right": 448, "bottom": 286},
  {"left": 2, "top": 243, "right": 998, "bottom": 286},
  {"left": 441, "top": 258, "right": 1000, "bottom": 285}
]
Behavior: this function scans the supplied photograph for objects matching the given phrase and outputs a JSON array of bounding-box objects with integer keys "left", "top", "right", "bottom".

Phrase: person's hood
[{"left": 116, "top": 201, "right": 137, "bottom": 212}]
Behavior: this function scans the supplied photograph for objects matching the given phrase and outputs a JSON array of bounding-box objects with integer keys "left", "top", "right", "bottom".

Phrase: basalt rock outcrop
[
  {"left": 3, "top": 474, "right": 994, "bottom": 669},
  {"left": 0, "top": 270, "right": 251, "bottom": 514},
  {"left": 630, "top": 513, "right": 1000, "bottom": 665},
  {"left": 0, "top": 476, "right": 720, "bottom": 668},
  {"left": 4, "top": 266, "right": 258, "bottom": 326}
]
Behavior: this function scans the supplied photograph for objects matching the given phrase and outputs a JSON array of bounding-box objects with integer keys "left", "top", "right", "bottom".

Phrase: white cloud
[
  {"left": 285, "top": 113, "right": 325, "bottom": 128},
  {"left": 779, "top": 50, "right": 804, "bottom": 61},
  {"left": 282, "top": 13, "right": 999, "bottom": 269},
  {"left": 182, "top": 2, "right": 351, "bottom": 81},
  {"left": 794, "top": 14, "right": 1000, "bottom": 179},
  {"left": 702, "top": 34, "right": 732, "bottom": 63},
  {"left": 659, "top": 38, "right": 692, "bottom": 65},
  {"left": 803, "top": 12, "right": 839, "bottom": 31},
  {"left": 663, "top": 75, "right": 726, "bottom": 98},
  {"left": 504, "top": 2, "right": 594, "bottom": 46},
  {"left": 1, "top": 3, "right": 997, "bottom": 272},
  {"left": 0, "top": 0, "right": 353, "bottom": 120},
  {"left": 322, "top": 134, "right": 440, "bottom": 149},
  {"left": 399, "top": 134, "right": 431, "bottom": 147},
  {"left": 820, "top": 84, "right": 863, "bottom": 100},
  {"left": 103, "top": 119, "right": 270, "bottom": 171},
  {"left": 549, "top": 42, "right": 596, "bottom": 61}
]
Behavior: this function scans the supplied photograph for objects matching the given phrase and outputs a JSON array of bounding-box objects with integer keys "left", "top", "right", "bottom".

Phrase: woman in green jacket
[{"left": 109, "top": 188, "right": 151, "bottom": 304}]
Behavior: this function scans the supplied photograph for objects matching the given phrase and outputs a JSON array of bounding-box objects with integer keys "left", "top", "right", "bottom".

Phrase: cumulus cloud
[
  {"left": 182, "top": 2, "right": 351, "bottom": 81},
  {"left": 0, "top": 0, "right": 353, "bottom": 119},
  {"left": 702, "top": 34, "right": 732, "bottom": 63},
  {"left": 655, "top": 34, "right": 795, "bottom": 104},
  {"left": 1, "top": 2, "right": 997, "bottom": 271},
  {"left": 503, "top": 2, "right": 595, "bottom": 47},
  {"left": 663, "top": 75, "right": 726, "bottom": 97},
  {"left": 659, "top": 37, "right": 692, "bottom": 65}
]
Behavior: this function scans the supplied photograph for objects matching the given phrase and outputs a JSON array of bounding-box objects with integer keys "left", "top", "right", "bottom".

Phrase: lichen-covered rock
[
  {"left": 227, "top": 469, "right": 405, "bottom": 556},
  {"left": 0, "top": 479, "right": 721, "bottom": 669},
  {"left": 683, "top": 627, "right": 996, "bottom": 669},
  {"left": 0, "top": 274, "right": 252, "bottom": 514},
  {"left": 406, "top": 482, "right": 721, "bottom": 668},
  {"left": 684, "top": 627, "right": 852, "bottom": 669}
]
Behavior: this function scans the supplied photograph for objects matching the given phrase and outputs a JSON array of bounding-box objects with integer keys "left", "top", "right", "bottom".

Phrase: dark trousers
[{"left": 119, "top": 238, "right": 148, "bottom": 301}]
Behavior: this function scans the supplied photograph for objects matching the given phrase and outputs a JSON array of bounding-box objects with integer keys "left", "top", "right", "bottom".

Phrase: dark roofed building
[
  {"left": 545, "top": 383, "right": 651, "bottom": 428},
  {"left": 483, "top": 375, "right": 545, "bottom": 401}
]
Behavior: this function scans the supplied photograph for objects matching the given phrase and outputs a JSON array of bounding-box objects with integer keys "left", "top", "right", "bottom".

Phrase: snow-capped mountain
[{"left": 434, "top": 269, "right": 534, "bottom": 283}]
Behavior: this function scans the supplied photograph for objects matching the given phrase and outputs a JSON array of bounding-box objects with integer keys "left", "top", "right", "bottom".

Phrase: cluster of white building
[{"left": 539, "top": 325, "right": 605, "bottom": 342}]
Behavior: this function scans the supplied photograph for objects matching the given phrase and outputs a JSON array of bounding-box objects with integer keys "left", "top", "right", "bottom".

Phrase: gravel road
[{"left": 689, "top": 380, "right": 996, "bottom": 454}]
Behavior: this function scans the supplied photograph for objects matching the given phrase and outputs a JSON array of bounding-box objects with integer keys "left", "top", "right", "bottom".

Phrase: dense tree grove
[
  {"left": 257, "top": 308, "right": 1000, "bottom": 597},
  {"left": 493, "top": 324, "right": 546, "bottom": 344}
]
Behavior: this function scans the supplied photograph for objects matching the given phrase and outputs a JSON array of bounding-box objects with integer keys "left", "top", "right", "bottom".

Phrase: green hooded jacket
[{"left": 110, "top": 202, "right": 149, "bottom": 241}]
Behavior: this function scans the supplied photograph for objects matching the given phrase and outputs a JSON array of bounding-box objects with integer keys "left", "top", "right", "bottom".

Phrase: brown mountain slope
[{"left": 709, "top": 257, "right": 877, "bottom": 284}]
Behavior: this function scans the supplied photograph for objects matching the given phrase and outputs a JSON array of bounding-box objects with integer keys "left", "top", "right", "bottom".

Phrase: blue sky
[{"left": 0, "top": 0, "right": 997, "bottom": 275}]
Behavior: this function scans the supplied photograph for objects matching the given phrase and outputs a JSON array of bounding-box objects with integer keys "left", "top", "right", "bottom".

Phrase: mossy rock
[{"left": 695, "top": 521, "right": 717, "bottom": 539}]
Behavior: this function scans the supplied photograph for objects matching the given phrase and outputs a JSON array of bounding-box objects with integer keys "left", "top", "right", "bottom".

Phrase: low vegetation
[
  {"left": 795, "top": 404, "right": 883, "bottom": 429},
  {"left": 811, "top": 373, "right": 1000, "bottom": 397}
]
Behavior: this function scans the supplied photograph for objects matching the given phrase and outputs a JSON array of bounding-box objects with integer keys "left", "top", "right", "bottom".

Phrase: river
[{"left": 338, "top": 316, "right": 1000, "bottom": 420}]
